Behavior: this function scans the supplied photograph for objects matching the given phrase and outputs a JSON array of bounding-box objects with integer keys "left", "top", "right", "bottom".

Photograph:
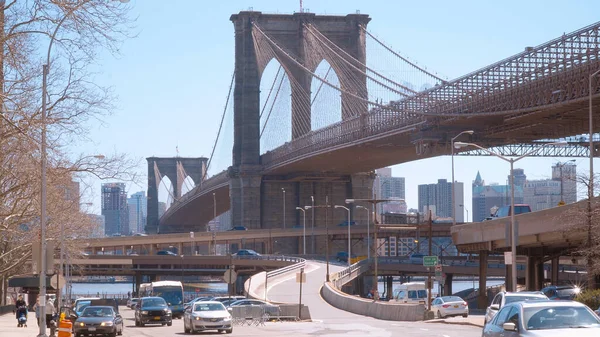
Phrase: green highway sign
[{"left": 423, "top": 256, "right": 438, "bottom": 267}]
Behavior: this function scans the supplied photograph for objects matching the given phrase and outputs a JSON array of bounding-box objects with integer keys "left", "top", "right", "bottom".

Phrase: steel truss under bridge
[{"left": 457, "top": 142, "right": 597, "bottom": 158}]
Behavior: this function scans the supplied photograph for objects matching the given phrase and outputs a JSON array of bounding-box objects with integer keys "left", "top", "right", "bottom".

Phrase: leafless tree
[
  {"left": 559, "top": 171, "right": 600, "bottom": 289},
  {"left": 0, "top": 0, "right": 137, "bottom": 302}
]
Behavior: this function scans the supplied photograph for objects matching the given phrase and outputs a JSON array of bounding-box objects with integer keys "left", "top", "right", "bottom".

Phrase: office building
[
  {"left": 374, "top": 167, "right": 406, "bottom": 215},
  {"left": 523, "top": 163, "right": 577, "bottom": 211},
  {"left": 101, "top": 183, "right": 129, "bottom": 236},
  {"left": 88, "top": 214, "right": 105, "bottom": 238},
  {"left": 418, "top": 179, "right": 464, "bottom": 222},
  {"left": 472, "top": 172, "right": 524, "bottom": 222},
  {"left": 128, "top": 191, "right": 147, "bottom": 234}
]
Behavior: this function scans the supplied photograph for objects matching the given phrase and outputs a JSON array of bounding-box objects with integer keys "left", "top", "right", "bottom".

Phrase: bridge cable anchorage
[
  {"left": 203, "top": 71, "right": 235, "bottom": 182},
  {"left": 304, "top": 23, "right": 416, "bottom": 96},
  {"left": 360, "top": 25, "right": 446, "bottom": 84}
]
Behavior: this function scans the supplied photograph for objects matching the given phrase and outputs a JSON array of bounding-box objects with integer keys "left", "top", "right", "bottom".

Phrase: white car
[
  {"left": 183, "top": 301, "right": 232, "bottom": 334},
  {"left": 432, "top": 296, "right": 468, "bottom": 318},
  {"left": 485, "top": 291, "right": 548, "bottom": 324}
]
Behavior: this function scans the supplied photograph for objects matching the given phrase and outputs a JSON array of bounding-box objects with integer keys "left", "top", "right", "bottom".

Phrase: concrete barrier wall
[{"left": 322, "top": 282, "right": 425, "bottom": 321}]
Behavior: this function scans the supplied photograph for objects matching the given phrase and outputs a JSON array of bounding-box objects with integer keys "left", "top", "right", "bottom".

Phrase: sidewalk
[
  {"left": 424, "top": 314, "right": 485, "bottom": 328},
  {"left": 0, "top": 310, "right": 51, "bottom": 337}
]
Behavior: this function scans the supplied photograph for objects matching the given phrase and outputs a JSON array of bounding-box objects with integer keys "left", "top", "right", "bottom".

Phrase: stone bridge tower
[
  {"left": 146, "top": 157, "right": 207, "bottom": 233},
  {"left": 229, "top": 11, "right": 373, "bottom": 232}
]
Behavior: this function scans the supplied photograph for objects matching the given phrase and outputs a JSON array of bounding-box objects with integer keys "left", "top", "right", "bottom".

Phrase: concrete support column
[
  {"left": 386, "top": 276, "right": 393, "bottom": 300},
  {"left": 478, "top": 251, "right": 488, "bottom": 309},
  {"left": 551, "top": 257, "right": 559, "bottom": 285},
  {"left": 444, "top": 273, "right": 454, "bottom": 296},
  {"left": 230, "top": 171, "right": 262, "bottom": 229},
  {"left": 534, "top": 259, "right": 544, "bottom": 290}
]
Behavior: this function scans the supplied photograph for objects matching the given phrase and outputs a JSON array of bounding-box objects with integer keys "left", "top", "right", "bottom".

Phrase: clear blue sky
[{"left": 80, "top": 0, "right": 600, "bottom": 217}]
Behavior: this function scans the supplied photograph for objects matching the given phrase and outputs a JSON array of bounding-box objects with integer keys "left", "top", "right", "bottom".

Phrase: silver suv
[{"left": 484, "top": 291, "right": 548, "bottom": 324}]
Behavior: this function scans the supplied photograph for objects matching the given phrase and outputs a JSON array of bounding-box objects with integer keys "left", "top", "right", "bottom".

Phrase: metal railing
[
  {"left": 266, "top": 256, "right": 306, "bottom": 279},
  {"left": 329, "top": 258, "right": 372, "bottom": 289}
]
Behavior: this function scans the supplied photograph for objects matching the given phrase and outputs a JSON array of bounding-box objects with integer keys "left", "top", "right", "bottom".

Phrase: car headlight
[
  {"left": 165, "top": 309, "right": 172, "bottom": 314},
  {"left": 223, "top": 316, "right": 231, "bottom": 321},
  {"left": 195, "top": 316, "right": 201, "bottom": 321},
  {"left": 100, "top": 321, "right": 113, "bottom": 326},
  {"left": 141, "top": 311, "right": 148, "bottom": 315},
  {"left": 79, "top": 322, "right": 85, "bottom": 327}
]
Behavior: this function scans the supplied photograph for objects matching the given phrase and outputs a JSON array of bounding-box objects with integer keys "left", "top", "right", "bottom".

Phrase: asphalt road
[{"left": 1, "top": 305, "right": 483, "bottom": 336}]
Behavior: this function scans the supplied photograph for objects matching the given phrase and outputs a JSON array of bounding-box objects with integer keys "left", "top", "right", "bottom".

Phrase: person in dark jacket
[{"left": 15, "top": 295, "right": 27, "bottom": 319}]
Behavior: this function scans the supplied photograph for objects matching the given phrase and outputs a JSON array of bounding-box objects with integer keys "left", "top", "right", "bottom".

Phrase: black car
[
  {"left": 135, "top": 297, "right": 173, "bottom": 327},
  {"left": 73, "top": 305, "right": 124, "bottom": 337}
]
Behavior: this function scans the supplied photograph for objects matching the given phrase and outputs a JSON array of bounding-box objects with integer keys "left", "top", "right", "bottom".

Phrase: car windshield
[
  {"left": 142, "top": 298, "right": 167, "bottom": 307},
  {"left": 505, "top": 295, "right": 545, "bottom": 304},
  {"left": 81, "top": 307, "right": 114, "bottom": 317},
  {"left": 75, "top": 301, "right": 92, "bottom": 312},
  {"left": 441, "top": 296, "right": 463, "bottom": 303},
  {"left": 194, "top": 303, "right": 226, "bottom": 312},
  {"left": 524, "top": 306, "right": 600, "bottom": 330}
]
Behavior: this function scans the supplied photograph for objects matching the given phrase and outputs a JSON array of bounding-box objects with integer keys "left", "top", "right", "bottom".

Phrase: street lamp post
[
  {"left": 451, "top": 130, "right": 474, "bottom": 227},
  {"left": 557, "top": 160, "right": 576, "bottom": 205},
  {"left": 335, "top": 205, "right": 352, "bottom": 266},
  {"left": 346, "top": 196, "right": 400, "bottom": 300},
  {"left": 454, "top": 141, "right": 566, "bottom": 292},
  {"left": 282, "top": 188, "right": 286, "bottom": 229},
  {"left": 295, "top": 207, "right": 306, "bottom": 254},
  {"left": 356, "top": 205, "right": 370, "bottom": 258},
  {"left": 305, "top": 196, "right": 331, "bottom": 281}
]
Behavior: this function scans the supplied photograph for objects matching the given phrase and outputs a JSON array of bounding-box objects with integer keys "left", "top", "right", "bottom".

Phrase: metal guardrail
[
  {"left": 265, "top": 256, "right": 306, "bottom": 279},
  {"left": 330, "top": 258, "right": 372, "bottom": 289}
]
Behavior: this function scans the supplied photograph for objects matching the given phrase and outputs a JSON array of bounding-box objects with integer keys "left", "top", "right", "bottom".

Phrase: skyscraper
[
  {"left": 523, "top": 163, "right": 577, "bottom": 211},
  {"left": 101, "top": 183, "right": 129, "bottom": 236},
  {"left": 418, "top": 179, "right": 464, "bottom": 221},
  {"left": 374, "top": 167, "right": 406, "bottom": 214},
  {"left": 127, "top": 191, "right": 147, "bottom": 234}
]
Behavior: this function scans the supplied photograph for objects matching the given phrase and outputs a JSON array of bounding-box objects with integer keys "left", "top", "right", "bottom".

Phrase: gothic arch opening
[
  {"left": 260, "top": 59, "right": 292, "bottom": 153},
  {"left": 311, "top": 59, "right": 341, "bottom": 131}
]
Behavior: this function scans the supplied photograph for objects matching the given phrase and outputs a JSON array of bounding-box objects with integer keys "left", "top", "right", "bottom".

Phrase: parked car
[
  {"left": 431, "top": 296, "right": 468, "bottom": 318},
  {"left": 482, "top": 300, "right": 600, "bottom": 336},
  {"left": 540, "top": 285, "right": 581, "bottom": 300},
  {"left": 234, "top": 249, "right": 260, "bottom": 256},
  {"left": 73, "top": 305, "right": 124, "bottom": 337},
  {"left": 227, "top": 299, "right": 280, "bottom": 317},
  {"left": 337, "top": 221, "right": 356, "bottom": 226},
  {"left": 135, "top": 297, "right": 173, "bottom": 327},
  {"left": 183, "top": 301, "right": 232, "bottom": 334},
  {"left": 209, "top": 296, "right": 246, "bottom": 303},
  {"left": 229, "top": 226, "right": 248, "bottom": 231},
  {"left": 156, "top": 250, "right": 178, "bottom": 256},
  {"left": 485, "top": 291, "right": 548, "bottom": 324}
]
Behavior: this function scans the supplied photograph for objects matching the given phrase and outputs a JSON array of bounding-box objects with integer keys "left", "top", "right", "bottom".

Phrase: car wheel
[
  {"left": 140, "top": 322, "right": 145, "bottom": 327},
  {"left": 463, "top": 314, "right": 468, "bottom": 318},
  {"left": 226, "top": 328, "right": 233, "bottom": 334},
  {"left": 437, "top": 310, "right": 444, "bottom": 319},
  {"left": 167, "top": 321, "right": 172, "bottom": 327}
]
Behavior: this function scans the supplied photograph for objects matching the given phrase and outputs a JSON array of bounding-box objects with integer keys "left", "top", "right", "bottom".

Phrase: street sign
[
  {"left": 223, "top": 269, "right": 237, "bottom": 284},
  {"left": 434, "top": 264, "right": 442, "bottom": 278},
  {"left": 504, "top": 251, "right": 513, "bottom": 265},
  {"left": 50, "top": 274, "right": 65, "bottom": 290},
  {"left": 423, "top": 256, "right": 438, "bottom": 267},
  {"left": 296, "top": 272, "right": 306, "bottom": 283}
]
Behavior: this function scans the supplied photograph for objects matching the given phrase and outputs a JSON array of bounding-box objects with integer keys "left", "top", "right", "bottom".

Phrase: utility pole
[
  {"left": 305, "top": 196, "right": 331, "bottom": 281},
  {"left": 427, "top": 210, "right": 433, "bottom": 312}
]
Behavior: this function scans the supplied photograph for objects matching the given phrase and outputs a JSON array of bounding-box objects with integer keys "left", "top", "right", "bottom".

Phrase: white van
[{"left": 393, "top": 282, "right": 428, "bottom": 303}]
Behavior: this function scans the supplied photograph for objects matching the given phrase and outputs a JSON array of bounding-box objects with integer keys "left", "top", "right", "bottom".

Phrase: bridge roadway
[
  {"left": 160, "top": 20, "right": 600, "bottom": 230},
  {"left": 451, "top": 198, "right": 594, "bottom": 255},
  {"left": 81, "top": 224, "right": 452, "bottom": 254}
]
